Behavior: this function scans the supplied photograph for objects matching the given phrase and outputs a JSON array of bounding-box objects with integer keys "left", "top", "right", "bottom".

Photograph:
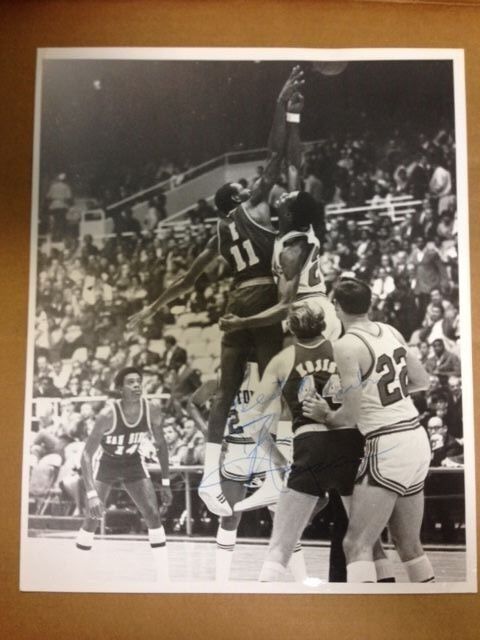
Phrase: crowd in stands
[{"left": 30, "top": 127, "right": 464, "bottom": 527}]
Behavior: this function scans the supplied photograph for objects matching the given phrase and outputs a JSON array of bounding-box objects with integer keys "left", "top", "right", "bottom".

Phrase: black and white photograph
[{"left": 20, "top": 48, "right": 476, "bottom": 593}]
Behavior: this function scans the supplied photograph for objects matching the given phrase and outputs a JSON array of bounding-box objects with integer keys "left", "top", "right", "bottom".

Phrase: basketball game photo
[{"left": 19, "top": 47, "right": 476, "bottom": 594}]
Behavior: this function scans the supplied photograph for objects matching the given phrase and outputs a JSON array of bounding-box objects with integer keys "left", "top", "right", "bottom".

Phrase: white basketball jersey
[
  {"left": 272, "top": 226, "right": 327, "bottom": 297},
  {"left": 347, "top": 323, "right": 419, "bottom": 437},
  {"left": 224, "top": 362, "right": 281, "bottom": 443}
]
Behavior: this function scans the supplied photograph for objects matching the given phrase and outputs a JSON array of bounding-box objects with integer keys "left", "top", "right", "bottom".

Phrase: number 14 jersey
[
  {"left": 347, "top": 323, "right": 419, "bottom": 437},
  {"left": 101, "top": 398, "right": 152, "bottom": 458},
  {"left": 217, "top": 204, "right": 277, "bottom": 285}
]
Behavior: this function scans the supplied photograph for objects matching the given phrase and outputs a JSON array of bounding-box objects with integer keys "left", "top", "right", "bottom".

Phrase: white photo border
[{"left": 20, "top": 47, "right": 477, "bottom": 594}]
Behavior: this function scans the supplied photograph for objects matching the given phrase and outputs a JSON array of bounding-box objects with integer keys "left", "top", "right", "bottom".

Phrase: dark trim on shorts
[
  {"left": 356, "top": 427, "right": 426, "bottom": 497},
  {"left": 221, "top": 468, "right": 266, "bottom": 483},
  {"left": 224, "top": 436, "right": 255, "bottom": 445},
  {"left": 365, "top": 417, "right": 421, "bottom": 439}
]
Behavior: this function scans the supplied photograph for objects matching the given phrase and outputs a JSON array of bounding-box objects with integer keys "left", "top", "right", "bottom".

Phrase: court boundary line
[{"left": 28, "top": 531, "right": 466, "bottom": 553}]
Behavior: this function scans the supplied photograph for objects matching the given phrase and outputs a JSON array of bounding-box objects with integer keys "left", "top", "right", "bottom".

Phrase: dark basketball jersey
[
  {"left": 217, "top": 204, "right": 277, "bottom": 285},
  {"left": 281, "top": 339, "right": 340, "bottom": 433},
  {"left": 101, "top": 398, "right": 152, "bottom": 458}
]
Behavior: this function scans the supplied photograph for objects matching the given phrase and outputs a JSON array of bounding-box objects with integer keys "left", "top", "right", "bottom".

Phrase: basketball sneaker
[
  {"left": 234, "top": 469, "right": 283, "bottom": 512},
  {"left": 198, "top": 483, "right": 233, "bottom": 517}
]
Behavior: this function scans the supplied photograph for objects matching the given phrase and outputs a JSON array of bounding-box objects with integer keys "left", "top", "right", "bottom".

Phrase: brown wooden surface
[{"left": 0, "top": 1, "right": 479, "bottom": 638}]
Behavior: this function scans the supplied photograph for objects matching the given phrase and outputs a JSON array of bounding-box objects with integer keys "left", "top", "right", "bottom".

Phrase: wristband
[
  {"left": 162, "top": 479, "right": 171, "bottom": 487},
  {"left": 86, "top": 490, "right": 98, "bottom": 499},
  {"left": 286, "top": 112, "right": 300, "bottom": 123}
]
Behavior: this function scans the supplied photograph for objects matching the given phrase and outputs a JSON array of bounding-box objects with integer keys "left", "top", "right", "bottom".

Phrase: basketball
[{"left": 312, "top": 61, "right": 348, "bottom": 76}]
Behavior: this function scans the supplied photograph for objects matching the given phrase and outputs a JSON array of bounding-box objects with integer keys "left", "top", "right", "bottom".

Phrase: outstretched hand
[
  {"left": 127, "top": 304, "right": 156, "bottom": 332},
  {"left": 287, "top": 91, "right": 305, "bottom": 114},
  {"left": 278, "top": 65, "right": 305, "bottom": 105}
]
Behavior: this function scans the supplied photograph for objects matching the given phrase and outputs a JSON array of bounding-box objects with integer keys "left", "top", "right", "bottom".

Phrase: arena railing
[
  {"left": 325, "top": 195, "right": 424, "bottom": 225},
  {"left": 29, "top": 398, "right": 465, "bottom": 540},
  {"left": 28, "top": 463, "right": 465, "bottom": 540},
  {"left": 104, "top": 140, "right": 324, "bottom": 216},
  {"left": 31, "top": 394, "right": 171, "bottom": 420},
  {"left": 41, "top": 192, "right": 424, "bottom": 249}
]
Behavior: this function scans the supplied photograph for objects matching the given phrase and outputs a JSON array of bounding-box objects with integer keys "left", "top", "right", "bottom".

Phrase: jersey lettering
[
  {"left": 230, "top": 239, "right": 260, "bottom": 272},
  {"left": 282, "top": 341, "right": 339, "bottom": 432},
  {"left": 229, "top": 222, "right": 240, "bottom": 241},
  {"left": 322, "top": 373, "right": 343, "bottom": 405},
  {"left": 218, "top": 208, "right": 276, "bottom": 284},
  {"left": 376, "top": 346, "right": 409, "bottom": 407},
  {"left": 114, "top": 443, "right": 139, "bottom": 456},
  {"left": 295, "top": 358, "right": 337, "bottom": 377},
  {"left": 101, "top": 399, "right": 151, "bottom": 457},
  {"left": 226, "top": 408, "right": 244, "bottom": 436}
]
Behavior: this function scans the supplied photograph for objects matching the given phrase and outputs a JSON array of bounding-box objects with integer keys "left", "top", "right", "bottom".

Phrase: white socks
[
  {"left": 289, "top": 543, "right": 307, "bottom": 582},
  {"left": 347, "top": 557, "right": 434, "bottom": 583},
  {"left": 202, "top": 442, "right": 222, "bottom": 483},
  {"left": 259, "top": 561, "right": 286, "bottom": 582},
  {"left": 347, "top": 560, "right": 377, "bottom": 583},
  {"left": 149, "top": 526, "right": 169, "bottom": 582},
  {"left": 375, "top": 558, "right": 395, "bottom": 582},
  {"left": 275, "top": 421, "right": 293, "bottom": 463},
  {"left": 215, "top": 527, "right": 237, "bottom": 582},
  {"left": 403, "top": 555, "right": 435, "bottom": 582},
  {"left": 76, "top": 528, "right": 94, "bottom": 551}
]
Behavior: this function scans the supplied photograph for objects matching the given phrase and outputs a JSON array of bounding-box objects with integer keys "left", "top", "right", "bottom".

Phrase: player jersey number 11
[{"left": 229, "top": 222, "right": 260, "bottom": 271}]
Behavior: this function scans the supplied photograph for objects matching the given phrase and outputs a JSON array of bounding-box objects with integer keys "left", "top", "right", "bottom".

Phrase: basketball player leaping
[
  {"left": 302, "top": 278, "right": 434, "bottom": 583},
  {"left": 219, "top": 106, "right": 341, "bottom": 511},
  {"left": 219, "top": 91, "right": 341, "bottom": 345},
  {"left": 128, "top": 67, "right": 305, "bottom": 517},
  {"left": 188, "top": 359, "right": 311, "bottom": 583},
  {"left": 76, "top": 367, "right": 173, "bottom": 582}
]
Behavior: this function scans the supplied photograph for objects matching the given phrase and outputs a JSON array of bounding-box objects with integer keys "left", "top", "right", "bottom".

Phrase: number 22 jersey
[{"left": 346, "top": 323, "right": 420, "bottom": 437}]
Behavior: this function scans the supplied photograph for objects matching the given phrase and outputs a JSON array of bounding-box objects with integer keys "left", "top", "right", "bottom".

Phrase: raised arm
[
  {"left": 127, "top": 236, "right": 218, "bottom": 331},
  {"left": 148, "top": 402, "right": 172, "bottom": 508},
  {"left": 285, "top": 92, "right": 304, "bottom": 191},
  {"left": 80, "top": 406, "right": 113, "bottom": 518},
  {"left": 249, "top": 66, "right": 304, "bottom": 207}
]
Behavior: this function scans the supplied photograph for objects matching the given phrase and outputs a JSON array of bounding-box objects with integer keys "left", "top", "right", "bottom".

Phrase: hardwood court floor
[{"left": 21, "top": 534, "right": 466, "bottom": 592}]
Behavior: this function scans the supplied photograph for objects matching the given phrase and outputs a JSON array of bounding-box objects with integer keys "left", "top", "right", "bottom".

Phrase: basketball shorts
[
  {"left": 94, "top": 451, "right": 150, "bottom": 484},
  {"left": 287, "top": 427, "right": 364, "bottom": 497},
  {"left": 221, "top": 440, "right": 275, "bottom": 483},
  {"left": 356, "top": 426, "right": 431, "bottom": 496},
  {"left": 222, "top": 283, "right": 283, "bottom": 358}
]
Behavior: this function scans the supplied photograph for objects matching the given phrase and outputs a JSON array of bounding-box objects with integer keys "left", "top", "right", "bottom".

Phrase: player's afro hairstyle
[
  {"left": 288, "top": 302, "right": 326, "bottom": 340},
  {"left": 289, "top": 191, "right": 318, "bottom": 230},
  {"left": 334, "top": 277, "right": 372, "bottom": 315},
  {"left": 114, "top": 366, "right": 143, "bottom": 389},
  {"left": 214, "top": 183, "right": 239, "bottom": 215}
]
